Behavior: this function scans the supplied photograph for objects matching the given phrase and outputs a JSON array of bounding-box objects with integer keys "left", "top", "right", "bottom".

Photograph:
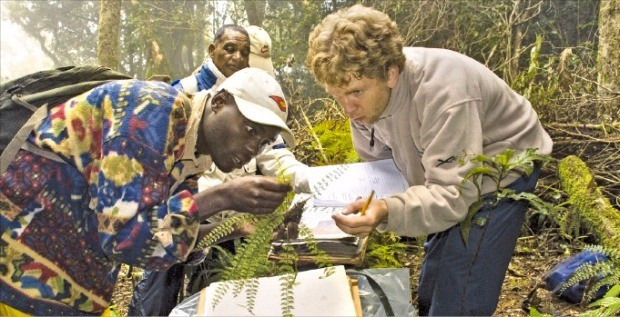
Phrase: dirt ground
[{"left": 110, "top": 229, "right": 584, "bottom": 316}]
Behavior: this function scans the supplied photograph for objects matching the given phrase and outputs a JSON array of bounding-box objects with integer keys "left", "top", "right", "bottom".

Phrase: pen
[{"left": 360, "top": 190, "right": 375, "bottom": 216}]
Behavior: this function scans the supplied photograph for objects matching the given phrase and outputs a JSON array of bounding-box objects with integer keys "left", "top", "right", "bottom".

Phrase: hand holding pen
[
  {"left": 360, "top": 190, "right": 375, "bottom": 216},
  {"left": 332, "top": 189, "right": 388, "bottom": 236}
]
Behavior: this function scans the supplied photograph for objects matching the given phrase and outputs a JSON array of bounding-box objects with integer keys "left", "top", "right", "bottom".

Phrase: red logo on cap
[
  {"left": 270, "top": 95, "right": 287, "bottom": 112},
  {"left": 261, "top": 45, "right": 269, "bottom": 53}
]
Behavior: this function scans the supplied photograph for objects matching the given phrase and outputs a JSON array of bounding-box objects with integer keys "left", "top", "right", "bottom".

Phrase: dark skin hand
[
  {"left": 193, "top": 175, "right": 291, "bottom": 222},
  {"left": 194, "top": 177, "right": 286, "bottom": 245}
]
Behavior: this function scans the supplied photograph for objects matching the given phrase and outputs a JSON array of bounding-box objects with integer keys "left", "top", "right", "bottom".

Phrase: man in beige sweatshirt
[{"left": 306, "top": 4, "right": 552, "bottom": 316}]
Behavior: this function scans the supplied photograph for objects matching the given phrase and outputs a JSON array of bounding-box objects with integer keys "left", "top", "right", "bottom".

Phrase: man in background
[{"left": 173, "top": 24, "right": 308, "bottom": 192}]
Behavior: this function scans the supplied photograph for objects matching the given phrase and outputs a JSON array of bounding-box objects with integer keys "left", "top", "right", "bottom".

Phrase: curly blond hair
[{"left": 306, "top": 4, "right": 406, "bottom": 87}]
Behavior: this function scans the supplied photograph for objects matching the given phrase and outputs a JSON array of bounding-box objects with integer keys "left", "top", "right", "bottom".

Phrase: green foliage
[
  {"left": 364, "top": 231, "right": 408, "bottom": 268},
  {"left": 459, "top": 148, "right": 552, "bottom": 244},
  {"left": 121, "top": 1, "right": 210, "bottom": 78},
  {"left": 561, "top": 245, "right": 620, "bottom": 304},
  {"left": 279, "top": 273, "right": 296, "bottom": 317},
  {"left": 106, "top": 304, "right": 121, "bottom": 317},
  {"left": 583, "top": 285, "right": 620, "bottom": 317},
  {"left": 3, "top": 1, "right": 210, "bottom": 79},
  {"left": 459, "top": 198, "right": 485, "bottom": 246},
  {"left": 298, "top": 225, "right": 333, "bottom": 268},
  {"left": 200, "top": 168, "right": 334, "bottom": 315},
  {"left": 511, "top": 34, "right": 561, "bottom": 112},
  {"left": 311, "top": 119, "right": 359, "bottom": 165},
  {"left": 528, "top": 306, "right": 547, "bottom": 316},
  {"left": 196, "top": 213, "right": 254, "bottom": 249}
]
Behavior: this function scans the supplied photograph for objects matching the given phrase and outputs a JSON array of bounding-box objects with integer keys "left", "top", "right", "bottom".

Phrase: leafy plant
[
  {"left": 458, "top": 148, "right": 552, "bottom": 245},
  {"left": 582, "top": 285, "right": 620, "bottom": 317},
  {"left": 311, "top": 119, "right": 359, "bottom": 165},
  {"left": 364, "top": 231, "right": 408, "bottom": 268},
  {"left": 196, "top": 170, "right": 334, "bottom": 316}
]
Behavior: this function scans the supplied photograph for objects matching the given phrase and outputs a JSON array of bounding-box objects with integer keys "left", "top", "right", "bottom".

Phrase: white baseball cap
[
  {"left": 245, "top": 25, "right": 275, "bottom": 77},
  {"left": 217, "top": 67, "right": 295, "bottom": 147}
]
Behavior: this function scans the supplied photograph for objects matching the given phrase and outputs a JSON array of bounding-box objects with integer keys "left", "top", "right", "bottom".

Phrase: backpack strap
[
  {"left": 11, "top": 94, "right": 38, "bottom": 111},
  {"left": 20, "top": 80, "right": 122, "bottom": 108},
  {"left": 1, "top": 79, "right": 126, "bottom": 174},
  {"left": 0, "top": 102, "right": 64, "bottom": 174}
]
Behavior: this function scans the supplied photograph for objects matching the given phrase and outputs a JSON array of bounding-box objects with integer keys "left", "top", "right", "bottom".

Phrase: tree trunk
[
  {"left": 244, "top": 0, "right": 267, "bottom": 26},
  {"left": 97, "top": 0, "right": 122, "bottom": 70},
  {"left": 597, "top": 0, "right": 620, "bottom": 102}
]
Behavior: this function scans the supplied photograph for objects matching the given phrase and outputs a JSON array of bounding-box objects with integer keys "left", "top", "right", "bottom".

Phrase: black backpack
[{"left": 0, "top": 65, "right": 133, "bottom": 173}]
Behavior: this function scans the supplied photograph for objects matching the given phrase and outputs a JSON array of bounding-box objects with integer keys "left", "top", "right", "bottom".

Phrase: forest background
[{"left": 1, "top": 0, "right": 619, "bottom": 315}]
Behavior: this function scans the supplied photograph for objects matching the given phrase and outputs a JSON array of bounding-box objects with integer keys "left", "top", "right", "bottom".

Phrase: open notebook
[
  {"left": 309, "top": 159, "right": 409, "bottom": 207},
  {"left": 198, "top": 266, "right": 359, "bottom": 316},
  {"left": 270, "top": 159, "right": 409, "bottom": 265}
]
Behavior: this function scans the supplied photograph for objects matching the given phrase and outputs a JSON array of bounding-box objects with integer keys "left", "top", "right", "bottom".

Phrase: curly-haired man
[{"left": 306, "top": 4, "right": 553, "bottom": 315}]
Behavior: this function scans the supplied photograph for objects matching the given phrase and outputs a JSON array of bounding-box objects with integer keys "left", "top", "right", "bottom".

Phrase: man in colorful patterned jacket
[
  {"left": 0, "top": 67, "right": 293, "bottom": 315},
  {"left": 127, "top": 25, "right": 310, "bottom": 316}
]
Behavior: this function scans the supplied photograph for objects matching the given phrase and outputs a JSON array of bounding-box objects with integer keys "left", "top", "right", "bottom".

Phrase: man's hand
[
  {"left": 220, "top": 176, "right": 291, "bottom": 213},
  {"left": 332, "top": 198, "right": 389, "bottom": 236},
  {"left": 194, "top": 175, "right": 291, "bottom": 221}
]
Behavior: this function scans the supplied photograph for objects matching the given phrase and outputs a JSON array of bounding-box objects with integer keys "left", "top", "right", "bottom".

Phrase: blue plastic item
[{"left": 544, "top": 249, "right": 609, "bottom": 303}]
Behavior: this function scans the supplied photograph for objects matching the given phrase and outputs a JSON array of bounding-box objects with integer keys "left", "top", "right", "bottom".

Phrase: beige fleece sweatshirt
[{"left": 351, "top": 47, "right": 553, "bottom": 237}]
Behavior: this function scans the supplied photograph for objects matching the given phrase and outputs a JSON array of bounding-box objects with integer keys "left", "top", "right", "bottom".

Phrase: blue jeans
[{"left": 418, "top": 166, "right": 540, "bottom": 315}]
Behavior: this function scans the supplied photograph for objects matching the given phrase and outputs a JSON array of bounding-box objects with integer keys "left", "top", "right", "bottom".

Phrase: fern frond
[
  {"left": 211, "top": 280, "right": 232, "bottom": 310},
  {"left": 244, "top": 277, "right": 260, "bottom": 314},
  {"left": 276, "top": 243, "right": 298, "bottom": 276},
  {"left": 197, "top": 213, "right": 256, "bottom": 249},
  {"left": 298, "top": 225, "right": 332, "bottom": 268},
  {"left": 562, "top": 261, "right": 613, "bottom": 293},
  {"left": 279, "top": 273, "right": 296, "bottom": 317},
  {"left": 586, "top": 245, "right": 620, "bottom": 261},
  {"left": 208, "top": 156, "right": 347, "bottom": 315},
  {"left": 587, "top": 276, "right": 620, "bottom": 302}
]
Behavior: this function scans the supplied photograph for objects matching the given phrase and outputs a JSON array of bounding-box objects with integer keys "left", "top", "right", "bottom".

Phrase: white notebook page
[{"left": 308, "top": 159, "right": 409, "bottom": 207}]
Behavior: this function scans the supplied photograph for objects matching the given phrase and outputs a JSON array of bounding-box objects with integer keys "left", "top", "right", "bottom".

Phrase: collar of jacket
[
  {"left": 180, "top": 89, "right": 213, "bottom": 172},
  {"left": 378, "top": 56, "right": 421, "bottom": 120}
]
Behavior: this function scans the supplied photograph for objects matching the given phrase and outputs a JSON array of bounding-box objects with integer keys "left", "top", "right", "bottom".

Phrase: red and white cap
[
  {"left": 245, "top": 25, "right": 275, "bottom": 77},
  {"left": 217, "top": 67, "right": 295, "bottom": 147}
]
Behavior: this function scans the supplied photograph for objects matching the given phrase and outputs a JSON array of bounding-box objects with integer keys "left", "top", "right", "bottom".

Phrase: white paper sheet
[
  {"left": 297, "top": 198, "right": 354, "bottom": 240},
  {"left": 308, "top": 159, "right": 409, "bottom": 207},
  {"left": 200, "top": 266, "right": 357, "bottom": 316}
]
